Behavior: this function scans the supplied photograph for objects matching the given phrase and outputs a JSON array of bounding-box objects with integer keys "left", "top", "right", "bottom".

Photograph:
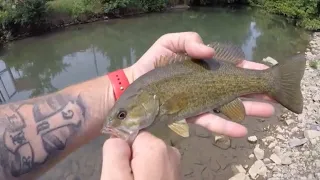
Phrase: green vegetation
[
  {"left": 196, "top": 0, "right": 320, "bottom": 30},
  {"left": 247, "top": 0, "right": 320, "bottom": 30},
  {"left": 0, "top": 0, "right": 50, "bottom": 41},
  {"left": 309, "top": 60, "right": 319, "bottom": 69},
  {"left": 1, "top": 8, "right": 309, "bottom": 97},
  {"left": 47, "top": 0, "right": 103, "bottom": 18},
  {"left": 0, "top": 0, "right": 319, "bottom": 45},
  {"left": 0, "top": 0, "right": 179, "bottom": 44}
]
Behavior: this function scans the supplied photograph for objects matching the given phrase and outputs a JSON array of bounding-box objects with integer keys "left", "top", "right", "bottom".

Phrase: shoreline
[
  {"left": 0, "top": 4, "right": 317, "bottom": 48},
  {"left": 227, "top": 33, "right": 320, "bottom": 180},
  {"left": 1, "top": 5, "right": 319, "bottom": 180},
  {"left": 0, "top": 5, "right": 190, "bottom": 47}
]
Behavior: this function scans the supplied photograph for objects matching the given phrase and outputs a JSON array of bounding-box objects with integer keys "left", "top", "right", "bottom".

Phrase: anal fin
[
  {"left": 218, "top": 98, "right": 246, "bottom": 122},
  {"left": 168, "top": 119, "right": 190, "bottom": 137}
]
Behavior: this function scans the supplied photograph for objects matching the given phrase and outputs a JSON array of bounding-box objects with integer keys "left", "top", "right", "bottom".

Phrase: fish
[{"left": 101, "top": 42, "right": 306, "bottom": 144}]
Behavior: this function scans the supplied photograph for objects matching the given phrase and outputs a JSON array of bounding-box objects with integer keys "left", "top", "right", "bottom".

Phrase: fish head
[{"left": 102, "top": 91, "right": 160, "bottom": 143}]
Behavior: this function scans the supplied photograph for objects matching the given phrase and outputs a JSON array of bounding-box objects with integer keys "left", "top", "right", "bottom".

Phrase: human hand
[
  {"left": 100, "top": 132, "right": 181, "bottom": 180},
  {"left": 124, "top": 32, "right": 275, "bottom": 138}
]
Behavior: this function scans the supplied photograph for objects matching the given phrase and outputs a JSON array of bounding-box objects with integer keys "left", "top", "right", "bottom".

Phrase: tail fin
[{"left": 270, "top": 58, "right": 306, "bottom": 114}]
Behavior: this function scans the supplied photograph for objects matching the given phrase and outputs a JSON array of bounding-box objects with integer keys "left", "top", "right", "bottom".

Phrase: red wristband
[{"left": 107, "top": 69, "right": 130, "bottom": 100}]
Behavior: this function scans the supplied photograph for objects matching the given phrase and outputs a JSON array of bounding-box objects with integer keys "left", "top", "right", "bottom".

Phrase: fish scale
[
  {"left": 102, "top": 42, "right": 306, "bottom": 144},
  {"left": 147, "top": 66, "right": 270, "bottom": 123}
]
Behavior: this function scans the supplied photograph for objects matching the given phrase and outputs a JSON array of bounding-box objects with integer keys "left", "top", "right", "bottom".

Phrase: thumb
[
  {"left": 100, "top": 138, "right": 133, "bottom": 180},
  {"left": 159, "top": 32, "right": 215, "bottom": 59}
]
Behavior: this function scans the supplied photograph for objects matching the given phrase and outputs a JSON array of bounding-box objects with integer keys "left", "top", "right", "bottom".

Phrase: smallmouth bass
[{"left": 101, "top": 42, "right": 306, "bottom": 144}]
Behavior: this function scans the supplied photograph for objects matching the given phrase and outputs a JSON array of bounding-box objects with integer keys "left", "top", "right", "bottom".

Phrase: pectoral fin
[
  {"left": 207, "top": 42, "right": 245, "bottom": 65},
  {"left": 168, "top": 119, "right": 190, "bottom": 137},
  {"left": 219, "top": 98, "right": 246, "bottom": 122}
]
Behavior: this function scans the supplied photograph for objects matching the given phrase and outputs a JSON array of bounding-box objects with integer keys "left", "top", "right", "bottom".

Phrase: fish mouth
[{"left": 102, "top": 126, "right": 138, "bottom": 143}]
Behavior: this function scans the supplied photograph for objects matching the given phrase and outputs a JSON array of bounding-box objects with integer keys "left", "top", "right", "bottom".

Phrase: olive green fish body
[
  {"left": 102, "top": 42, "right": 306, "bottom": 143},
  {"left": 146, "top": 60, "right": 272, "bottom": 125}
]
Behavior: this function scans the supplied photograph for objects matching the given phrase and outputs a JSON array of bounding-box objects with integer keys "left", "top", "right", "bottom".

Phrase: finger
[
  {"left": 243, "top": 93, "right": 276, "bottom": 102},
  {"left": 237, "top": 60, "right": 270, "bottom": 70},
  {"left": 131, "top": 131, "right": 165, "bottom": 157},
  {"left": 101, "top": 138, "right": 133, "bottom": 180},
  {"left": 188, "top": 113, "right": 248, "bottom": 137},
  {"left": 160, "top": 32, "right": 215, "bottom": 59},
  {"left": 131, "top": 132, "right": 173, "bottom": 180},
  {"left": 170, "top": 146, "right": 181, "bottom": 157},
  {"left": 168, "top": 146, "right": 182, "bottom": 178},
  {"left": 187, "top": 101, "right": 275, "bottom": 137},
  {"left": 243, "top": 101, "right": 275, "bottom": 117},
  {"left": 169, "top": 146, "right": 182, "bottom": 163},
  {"left": 132, "top": 132, "right": 181, "bottom": 160}
]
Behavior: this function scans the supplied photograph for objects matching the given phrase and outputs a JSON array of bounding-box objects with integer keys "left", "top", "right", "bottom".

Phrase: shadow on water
[{"left": 0, "top": 7, "right": 310, "bottom": 180}]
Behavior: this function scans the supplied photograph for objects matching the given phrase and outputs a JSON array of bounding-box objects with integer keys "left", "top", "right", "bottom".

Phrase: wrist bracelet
[{"left": 107, "top": 69, "right": 130, "bottom": 100}]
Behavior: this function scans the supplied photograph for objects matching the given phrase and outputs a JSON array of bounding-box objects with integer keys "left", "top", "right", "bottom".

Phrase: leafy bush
[
  {"left": 1, "top": 0, "right": 320, "bottom": 45},
  {"left": 103, "top": 0, "right": 167, "bottom": 14},
  {"left": 139, "top": 0, "right": 167, "bottom": 12},
  {"left": 47, "top": 0, "right": 103, "bottom": 18},
  {"left": 248, "top": 0, "right": 320, "bottom": 30},
  {"left": 0, "top": 0, "right": 172, "bottom": 43},
  {"left": 192, "top": 0, "right": 248, "bottom": 5},
  {"left": 0, "top": 0, "right": 51, "bottom": 39},
  {"left": 309, "top": 60, "right": 319, "bottom": 69}
]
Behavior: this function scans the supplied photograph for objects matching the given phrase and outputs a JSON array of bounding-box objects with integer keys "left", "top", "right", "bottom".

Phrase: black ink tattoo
[
  {"left": 36, "top": 121, "right": 50, "bottom": 135},
  {"left": 43, "top": 133, "right": 66, "bottom": 151},
  {"left": 47, "top": 95, "right": 66, "bottom": 111},
  {"left": 76, "top": 95, "right": 86, "bottom": 118},
  {"left": 0, "top": 93, "right": 87, "bottom": 179},
  {"left": 22, "top": 156, "right": 32, "bottom": 170},
  {"left": 62, "top": 110, "right": 74, "bottom": 119},
  {"left": 7, "top": 114, "right": 18, "bottom": 124},
  {"left": 33, "top": 104, "right": 43, "bottom": 123},
  {"left": 10, "top": 131, "right": 27, "bottom": 145},
  {"left": 5, "top": 112, "right": 25, "bottom": 132}
]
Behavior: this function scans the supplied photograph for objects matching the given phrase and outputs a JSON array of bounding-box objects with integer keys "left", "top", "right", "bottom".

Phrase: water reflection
[
  {"left": 242, "top": 21, "right": 262, "bottom": 61},
  {"left": 0, "top": 8, "right": 310, "bottom": 105},
  {"left": 0, "top": 42, "right": 139, "bottom": 104},
  {"left": 0, "top": 61, "right": 17, "bottom": 102},
  {"left": 0, "top": 7, "right": 310, "bottom": 180}
]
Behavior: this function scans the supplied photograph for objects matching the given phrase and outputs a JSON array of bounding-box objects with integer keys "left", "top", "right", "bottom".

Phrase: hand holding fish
[
  {"left": 101, "top": 131, "right": 181, "bottom": 180},
  {"left": 111, "top": 32, "right": 278, "bottom": 140},
  {"left": 0, "top": 29, "right": 304, "bottom": 179}
]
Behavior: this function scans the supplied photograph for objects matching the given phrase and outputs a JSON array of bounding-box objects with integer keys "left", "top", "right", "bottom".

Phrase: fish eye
[{"left": 117, "top": 110, "right": 127, "bottom": 120}]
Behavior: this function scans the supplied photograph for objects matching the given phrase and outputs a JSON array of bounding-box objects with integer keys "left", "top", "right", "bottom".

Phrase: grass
[
  {"left": 309, "top": 60, "right": 319, "bottom": 69},
  {"left": 47, "top": 0, "right": 104, "bottom": 18}
]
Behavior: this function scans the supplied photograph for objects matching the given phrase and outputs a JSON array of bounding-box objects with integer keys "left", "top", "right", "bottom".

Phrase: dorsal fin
[
  {"left": 207, "top": 42, "right": 245, "bottom": 65},
  {"left": 153, "top": 53, "right": 191, "bottom": 68}
]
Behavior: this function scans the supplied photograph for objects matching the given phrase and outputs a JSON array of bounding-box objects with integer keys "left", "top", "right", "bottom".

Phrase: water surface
[{"left": 0, "top": 7, "right": 310, "bottom": 180}]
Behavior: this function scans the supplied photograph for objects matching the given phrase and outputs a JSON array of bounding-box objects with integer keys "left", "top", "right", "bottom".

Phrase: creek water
[{"left": 0, "top": 7, "right": 310, "bottom": 180}]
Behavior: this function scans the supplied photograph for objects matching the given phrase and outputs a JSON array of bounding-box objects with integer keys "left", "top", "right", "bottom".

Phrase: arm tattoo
[{"left": 0, "top": 93, "right": 88, "bottom": 179}]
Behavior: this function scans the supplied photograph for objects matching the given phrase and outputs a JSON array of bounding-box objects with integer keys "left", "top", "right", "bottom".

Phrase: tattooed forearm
[
  {"left": 0, "top": 74, "right": 115, "bottom": 180},
  {"left": 0, "top": 93, "right": 87, "bottom": 178},
  {"left": 0, "top": 91, "right": 101, "bottom": 179}
]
